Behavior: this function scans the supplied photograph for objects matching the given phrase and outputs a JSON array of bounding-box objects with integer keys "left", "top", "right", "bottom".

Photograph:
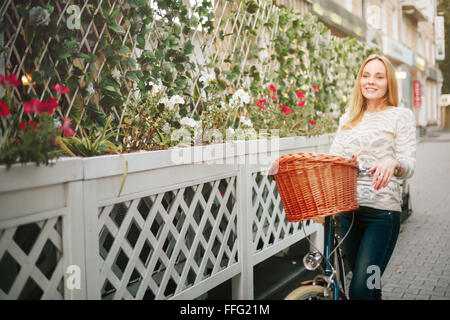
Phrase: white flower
[
  {"left": 226, "top": 127, "right": 235, "bottom": 140},
  {"left": 151, "top": 85, "right": 162, "bottom": 96},
  {"left": 162, "top": 122, "right": 171, "bottom": 133},
  {"left": 112, "top": 68, "right": 121, "bottom": 82},
  {"left": 170, "top": 95, "right": 185, "bottom": 105},
  {"left": 159, "top": 97, "right": 174, "bottom": 110},
  {"left": 180, "top": 117, "right": 199, "bottom": 128},
  {"left": 230, "top": 89, "right": 250, "bottom": 109},
  {"left": 86, "top": 83, "right": 95, "bottom": 95},
  {"left": 316, "top": 111, "right": 324, "bottom": 117},
  {"left": 199, "top": 73, "right": 215, "bottom": 85},
  {"left": 240, "top": 116, "right": 253, "bottom": 127},
  {"left": 53, "top": 118, "right": 61, "bottom": 129},
  {"left": 159, "top": 97, "right": 169, "bottom": 104}
]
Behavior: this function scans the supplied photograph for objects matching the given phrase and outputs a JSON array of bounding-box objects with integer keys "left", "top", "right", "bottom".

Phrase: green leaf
[
  {"left": 118, "top": 45, "right": 131, "bottom": 56},
  {"left": 184, "top": 41, "right": 194, "bottom": 55},
  {"left": 246, "top": 0, "right": 259, "bottom": 14},
  {"left": 43, "top": 4, "right": 54, "bottom": 15},
  {"left": 125, "top": 71, "right": 140, "bottom": 82},
  {"left": 75, "top": 52, "right": 92, "bottom": 60},
  {"left": 31, "top": 71, "right": 43, "bottom": 85},
  {"left": 103, "top": 85, "right": 120, "bottom": 93},
  {"left": 137, "top": 34, "right": 146, "bottom": 48},
  {"left": 108, "top": 23, "right": 125, "bottom": 34},
  {"left": 57, "top": 51, "right": 72, "bottom": 60},
  {"left": 65, "top": 39, "right": 78, "bottom": 49},
  {"left": 108, "top": 8, "right": 120, "bottom": 21},
  {"left": 122, "top": 58, "right": 136, "bottom": 69}
]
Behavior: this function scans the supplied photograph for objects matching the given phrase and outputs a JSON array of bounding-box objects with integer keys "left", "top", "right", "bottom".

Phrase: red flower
[
  {"left": 23, "top": 99, "right": 43, "bottom": 114},
  {"left": 0, "top": 73, "right": 21, "bottom": 87},
  {"left": 257, "top": 98, "right": 268, "bottom": 110},
  {"left": 60, "top": 118, "right": 75, "bottom": 137},
  {"left": 271, "top": 95, "right": 277, "bottom": 101},
  {"left": 279, "top": 105, "right": 292, "bottom": 115},
  {"left": 313, "top": 85, "right": 320, "bottom": 93},
  {"left": 19, "top": 120, "right": 26, "bottom": 131},
  {"left": 256, "top": 102, "right": 266, "bottom": 110},
  {"left": 296, "top": 91, "right": 305, "bottom": 98},
  {"left": 28, "top": 120, "right": 39, "bottom": 130},
  {"left": 269, "top": 84, "right": 277, "bottom": 93},
  {"left": 42, "top": 97, "right": 59, "bottom": 114},
  {"left": 310, "top": 120, "right": 317, "bottom": 125},
  {"left": 0, "top": 100, "right": 11, "bottom": 117},
  {"left": 52, "top": 84, "right": 70, "bottom": 95},
  {"left": 297, "top": 100, "right": 306, "bottom": 107}
]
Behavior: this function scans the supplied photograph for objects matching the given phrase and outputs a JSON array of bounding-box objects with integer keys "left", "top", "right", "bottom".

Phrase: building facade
[{"left": 279, "top": 0, "right": 444, "bottom": 131}]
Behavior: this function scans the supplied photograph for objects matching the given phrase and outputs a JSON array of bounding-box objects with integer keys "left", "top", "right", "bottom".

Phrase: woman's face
[{"left": 360, "top": 59, "right": 388, "bottom": 102}]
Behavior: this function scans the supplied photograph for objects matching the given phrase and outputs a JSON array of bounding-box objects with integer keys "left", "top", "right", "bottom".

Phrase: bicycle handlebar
[{"left": 358, "top": 164, "right": 373, "bottom": 177}]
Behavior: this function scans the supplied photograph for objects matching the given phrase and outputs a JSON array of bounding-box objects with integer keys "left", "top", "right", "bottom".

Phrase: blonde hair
[{"left": 341, "top": 54, "right": 399, "bottom": 131}]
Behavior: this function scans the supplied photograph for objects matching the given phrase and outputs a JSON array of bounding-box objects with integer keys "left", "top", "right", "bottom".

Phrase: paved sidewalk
[{"left": 381, "top": 127, "right": 450, "bottom": 300}]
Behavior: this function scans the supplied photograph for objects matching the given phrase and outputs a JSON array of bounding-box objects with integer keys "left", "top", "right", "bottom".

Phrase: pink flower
[
  {"left": 296, "top": 91, "right": 305, "bottom": 98},
  {"left": 310, "top": 120, "right": 317, "bottom": 125},
  {"left": 0, "top": 73, "right": 21, "bottom": 87},
  {"left": 313, "top": 85, "right": 320, "bottom": 93},
  {"left": 0, "top": 100, "right": 11, "bottom": 117},
  {"left": 269, "top": 84, "right": 277, "bottom": 93},
  {"left": 52, "top": 84, "right": 70, "bottom": 95},
  {"left": 297, "top": 100, "right": 305, "bottom": 107},
  {"left": 60, "top": 118, "right": 75, "bottom": 137},
  {"left": 23, "top": 99, "right": 43, "bottom": 114},
  {"left": 42, "top": 97, "right": 59, "bottom": 114},
  {"left": 271, "top": 95, "right": 277, "bottom": 101}
]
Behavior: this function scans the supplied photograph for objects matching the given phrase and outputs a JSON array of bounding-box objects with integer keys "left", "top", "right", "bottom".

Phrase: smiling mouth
[{"left": 365, "top": 88, "right": 378, "bottom": 93}]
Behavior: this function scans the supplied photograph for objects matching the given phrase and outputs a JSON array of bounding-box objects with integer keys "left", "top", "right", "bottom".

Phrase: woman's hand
[{"left": 368, "top": 157, "right": 399, "bottom": 190}]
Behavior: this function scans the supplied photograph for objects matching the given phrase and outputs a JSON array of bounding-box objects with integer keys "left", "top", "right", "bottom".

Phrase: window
[
  {"left": 392, "top": 7, "right": 398, "bottom": 41},
  {"left": 344, "top": 0, "right": 352, "bottom": 12}
]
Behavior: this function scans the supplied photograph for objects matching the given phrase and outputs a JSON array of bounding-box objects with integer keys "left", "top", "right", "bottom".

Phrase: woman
[{"left": 329, "top": 54, "right": 416, "bottom": 300}]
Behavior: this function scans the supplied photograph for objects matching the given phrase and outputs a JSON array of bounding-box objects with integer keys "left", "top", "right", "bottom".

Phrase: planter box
[{"left": 0, "top": 135, "right": 333, "bottom": 300}]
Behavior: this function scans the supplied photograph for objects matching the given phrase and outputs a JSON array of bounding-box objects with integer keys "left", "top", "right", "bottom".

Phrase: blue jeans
[{"left": 338, "top": 206, "right": 401, "bottom": 300}]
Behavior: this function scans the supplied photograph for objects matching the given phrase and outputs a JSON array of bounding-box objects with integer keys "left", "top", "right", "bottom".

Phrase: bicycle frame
[{"left": 324, "top": 216, "right": 340, "bottom": 300}]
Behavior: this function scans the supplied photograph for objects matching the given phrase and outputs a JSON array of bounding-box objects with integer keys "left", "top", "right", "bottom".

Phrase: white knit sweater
[{"left": 329, "top": 106, "right": 416, "bottom": 212}]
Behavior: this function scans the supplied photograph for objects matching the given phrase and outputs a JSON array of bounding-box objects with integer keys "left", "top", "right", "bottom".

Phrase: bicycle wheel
[{"left": 284, "top": 285, "right": 332, "bottom": 300}]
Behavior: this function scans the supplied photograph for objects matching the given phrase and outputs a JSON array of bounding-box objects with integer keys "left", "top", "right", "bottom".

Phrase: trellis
[{"left": 0, "top": 0, "right": 304, "bottom": 129}]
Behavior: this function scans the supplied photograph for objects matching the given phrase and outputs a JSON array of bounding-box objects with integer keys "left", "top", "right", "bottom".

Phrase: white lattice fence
[
  {"left": 0, "top": 217, "right": 64, "bottom": 299},
  {"left": 97, "top": 176, "right": 238, "bottom": 300},
  {"left": 251, "top": 171, "right": 316, "bottom": 257},
  {"left": 0, "top": 135, "right": 333, "bottom": 300}
]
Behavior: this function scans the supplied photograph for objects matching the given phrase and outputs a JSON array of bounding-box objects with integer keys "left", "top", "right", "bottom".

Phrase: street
[{"left": 381, "top": 127, "right": 450, "bottom": 300}]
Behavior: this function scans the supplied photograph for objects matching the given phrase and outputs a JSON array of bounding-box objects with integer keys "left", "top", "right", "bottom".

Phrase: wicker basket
[{"left": 269, "top": 152, "right": 359, "bottom": 222}]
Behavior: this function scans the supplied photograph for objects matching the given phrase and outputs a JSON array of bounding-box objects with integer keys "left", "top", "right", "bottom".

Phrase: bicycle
[{"left": 283, "top": 165, "right": 372, "bottom": 300}]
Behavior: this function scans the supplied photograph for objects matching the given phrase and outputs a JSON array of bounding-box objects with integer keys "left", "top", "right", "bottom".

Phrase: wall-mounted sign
[
  {"left": 435, "top": 15, "right": 445, "bottom": 61},
  {"left": 441, "top": 94, "right": 450, "bottom": 107},
  {"left": 414, "top": 55, "right": 426, "bottom": 71},
  {"left": 413, "top": 80, "right": 422, "bottom": 108}
]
